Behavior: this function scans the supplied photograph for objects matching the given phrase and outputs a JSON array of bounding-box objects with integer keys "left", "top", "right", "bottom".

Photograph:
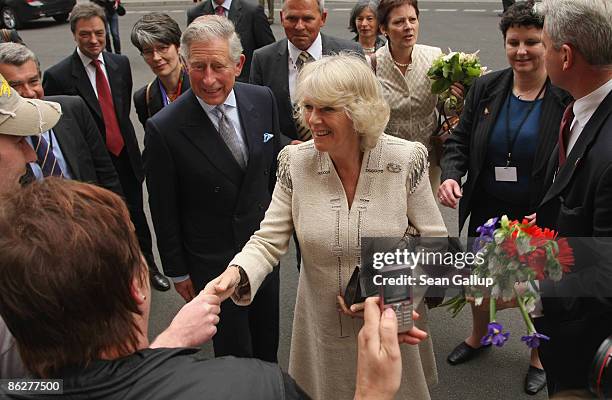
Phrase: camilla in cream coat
[
  {"left": 207, "top": 55, "right": 448, "bottom": 400},
  {"left": 375, "top": 0, "right": 464, "bottom": 190}
]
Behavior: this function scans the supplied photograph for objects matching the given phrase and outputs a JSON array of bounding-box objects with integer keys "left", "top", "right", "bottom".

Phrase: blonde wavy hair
[{"left": 294, "top": 53, "right": 390, "bottom": 151}]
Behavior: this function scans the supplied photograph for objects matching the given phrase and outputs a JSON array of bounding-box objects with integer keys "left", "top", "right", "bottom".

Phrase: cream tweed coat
[
  {"left": 230, "top": 135, "right": 448, "bottom": 399},
  {"left": 376, "top": 43, "right": 442, "bottom": 151}
]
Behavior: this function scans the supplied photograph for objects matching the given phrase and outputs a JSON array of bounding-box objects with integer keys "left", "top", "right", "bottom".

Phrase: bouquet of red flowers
[{"left": 443, "top": 215, "right": 574, "bottom": 348}]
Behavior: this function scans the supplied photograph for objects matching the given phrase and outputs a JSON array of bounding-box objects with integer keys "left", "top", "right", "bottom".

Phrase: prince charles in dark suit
[{"left": 145, "top": 16, "right": 281, "bottom": 362}]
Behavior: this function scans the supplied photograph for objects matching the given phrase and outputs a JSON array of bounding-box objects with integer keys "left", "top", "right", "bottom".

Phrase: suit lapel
[
  {"left": 148, "top": 77, "right": 165, "bottom": 117},
  {"left": 70, "top": 51, "right": 102, "bottom": 120},
  {"left": 228, "top": 0, "right": 243, "bottom": 31},
  {"left": 181, "top": 92, "right": 244, "bottom": 186},
  {"left": 103, "top": 53, "right": 124, "bottom": 118},
  {"left": 235, "top": 85, "right": 263, "bottom": 176},
  {"left": 275, "top": 39, "right": 291, "bottom": 112},
  {"left": 541, "top": 91, "right": 612, "bottom": 205},
  {"left": 51, "top": 115, "right": 82, "bottom": 179},
  {"left": 473, "top": 70, "right": 512, "bottom": 166}
]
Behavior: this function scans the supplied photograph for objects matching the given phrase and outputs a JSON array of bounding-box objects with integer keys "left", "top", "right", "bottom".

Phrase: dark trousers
[
  {"left": 105, "top": 12, "right": 121, "bottom": 54},
  {"left": 468, "top": 194, "right": 529, "bottom": 236},
  {"left": 212, "top": 266, "right": 280, "bottom": 363},
  {"left": 110, "top": 149, "right": 159, "bottom": 273}
]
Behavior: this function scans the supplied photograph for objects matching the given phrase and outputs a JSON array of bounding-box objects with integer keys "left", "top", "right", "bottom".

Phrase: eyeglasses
[{"left": 141, "top": 44, "right": 172, "bottom": 59}]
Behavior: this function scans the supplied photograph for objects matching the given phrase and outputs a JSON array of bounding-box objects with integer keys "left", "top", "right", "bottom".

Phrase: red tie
[
  {"left": 558, "top": 102, "right": 575, "bottom": 168},
  {"left": 215, "top": 5, "right": 225, "bottom": 16},
  {"left": 92, "top": 59, "right": 124, "bottom": 156}
]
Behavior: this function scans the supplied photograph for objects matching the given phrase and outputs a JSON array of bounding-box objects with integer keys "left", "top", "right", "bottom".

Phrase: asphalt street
[{"left": 16, "top": 2, "right": 546, "bottom": 398}]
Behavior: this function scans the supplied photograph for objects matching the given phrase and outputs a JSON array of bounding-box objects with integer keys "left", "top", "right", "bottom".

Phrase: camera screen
[{"left": 381, "top": 270, "right": 411, "bottom": 303}]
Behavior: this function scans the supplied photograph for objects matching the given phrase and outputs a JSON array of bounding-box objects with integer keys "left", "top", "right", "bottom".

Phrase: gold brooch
[{"left": 387, "top": 163, "right": 402, "bottom": 173}]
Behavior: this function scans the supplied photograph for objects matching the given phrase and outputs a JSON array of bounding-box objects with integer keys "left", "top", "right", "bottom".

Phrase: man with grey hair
[
  {"left": 144, "top": 15, "right": 282, "bottom": 362},
  {"left": 250, "top": 0, "right": 362, "bottom": 142},
  {"left": 0, "top": 42, "right": 122, "bottom": 196},
  {"left": 533, "top": 0, "right": 612, "bottom": 396}
]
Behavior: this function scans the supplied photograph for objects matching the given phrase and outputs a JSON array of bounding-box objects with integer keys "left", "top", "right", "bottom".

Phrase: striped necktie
[
  {"left": 215, "top": 105, "right": 247, "bottom": 169},
  {"left": 31, "top": 134, "right": 63, "bottom": 177},
  {"left": 294, "top": 51, "right": 315, "bottom": 141},
  {"left": 558, "top": 102, "right": 575, "bottom": 168}
]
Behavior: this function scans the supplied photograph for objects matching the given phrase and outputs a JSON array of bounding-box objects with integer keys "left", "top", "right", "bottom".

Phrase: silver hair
[
  {"left": 295, "top": 53, "right": 390, "bottom": 151},
  {"left": 538, "top": 0, "right": 612, "bottom": 66},
  {"left": 282, "top": 0, "right": 325, "bottom": 16},
  {"left": 0, "top": 42, "right": 40, "bottom": 74},
  {"left": 130, "top": 12, "right": 182, "bottom": 53},
  {"left": 180, "top": 15, "right": 243, "bottom": 63}
]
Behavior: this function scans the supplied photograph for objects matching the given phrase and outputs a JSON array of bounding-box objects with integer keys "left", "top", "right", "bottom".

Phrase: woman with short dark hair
[
  {"left": 373, "top": 0, "right": 464, "bottom": 192},
  {"left": 131, "top": 12, "right": 190, "bottom": 130},
  {"left": 439, "top": 1, "right": 572, "bottom": 394}
]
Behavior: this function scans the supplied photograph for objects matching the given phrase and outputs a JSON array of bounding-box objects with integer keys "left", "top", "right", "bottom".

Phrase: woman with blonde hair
[{"left": 207, "top": 53, "right": 447, "bottom": 400}]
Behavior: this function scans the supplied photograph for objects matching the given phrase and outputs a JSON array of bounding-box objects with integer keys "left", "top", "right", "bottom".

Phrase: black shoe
[
  {"left": 447, "top": 341, "right": 490, "bottom": 365},
  {"left": 150, "top": 271, "right": 171, "bottom": 292},
  {"left": 524, "top": 366, "right": 546, "bottom": 395}
]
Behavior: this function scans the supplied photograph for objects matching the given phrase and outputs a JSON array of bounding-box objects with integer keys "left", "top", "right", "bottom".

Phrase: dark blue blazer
[{"left": 144, "top": 82, "right": 281, "bottom": 289}]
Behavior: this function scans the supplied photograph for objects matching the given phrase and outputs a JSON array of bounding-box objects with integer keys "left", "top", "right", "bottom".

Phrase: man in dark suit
[
  {"left": 0, "top": 42, "right": 121, "bottom": 195},
  {"left": 41, "top": 3, "right": 170, "bottom": 292},
  {"left": 186, "top": 0, "right": 274, "bottom": 83},
  {"left": 145, "top": 15, "right": 281, "bottom": 362},
  {"left": 533, "top": 0, "right": 612, "bottom": 395},
  {"left": 250, "top": 0, "right": 362, "bottom": 141}
]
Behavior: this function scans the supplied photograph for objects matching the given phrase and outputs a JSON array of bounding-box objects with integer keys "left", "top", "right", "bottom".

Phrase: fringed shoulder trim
[
  {"left": 406, "top": 142, "right": 429, "bottom": 195},
  {"left": 276, "top": 146, "right": 292, "bottom": 193}
]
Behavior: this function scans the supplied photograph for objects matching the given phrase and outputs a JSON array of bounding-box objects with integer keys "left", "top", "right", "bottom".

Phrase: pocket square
[{"left": 263, "top": 132, "right": 274, "bottom": 143}]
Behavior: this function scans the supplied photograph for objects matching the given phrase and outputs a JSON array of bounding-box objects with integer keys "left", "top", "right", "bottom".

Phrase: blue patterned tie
[{"left": 30, "top": 134, "right": 63, "bottom": 177}]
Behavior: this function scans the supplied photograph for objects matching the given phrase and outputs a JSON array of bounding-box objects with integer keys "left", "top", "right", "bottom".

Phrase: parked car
[{"left": 1, "top": 0, "right": 76, "bottom": 29}]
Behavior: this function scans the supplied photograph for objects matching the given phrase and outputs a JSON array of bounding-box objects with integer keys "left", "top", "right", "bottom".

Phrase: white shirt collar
[
  {"left": 288, "top": 33, "right": 323, "bottom": 65},
  {"left": 211, "top": 0, "right": 232, "bottom": 12},
  {"left": 76, "top": 47, "right": 104, "bottom": 67},
  {"left": 195, "top": 89, "right": 237, "bottom": 113},
  {"left": 572, "top": 78, "right": 612, "bottom": 129}
]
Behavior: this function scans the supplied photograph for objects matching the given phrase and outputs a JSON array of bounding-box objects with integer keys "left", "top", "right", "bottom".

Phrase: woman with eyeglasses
[{"left": 132, "top": 13, "right": 191, "bottom": 130}]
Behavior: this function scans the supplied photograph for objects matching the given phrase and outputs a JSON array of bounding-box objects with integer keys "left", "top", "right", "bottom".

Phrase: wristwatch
[{"left": 232, "top": 265, "right": 250, "bottom": 297}]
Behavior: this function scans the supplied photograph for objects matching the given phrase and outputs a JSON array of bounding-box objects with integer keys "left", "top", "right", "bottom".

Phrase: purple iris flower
[
  {"left": 472, "top": 217, "right": 499, "bottom": 252},
  {"left": 521, "top": 332, "right": 550, "bottom": 349},
  {"left": 481, "top": 322, "right": 509, "bottom": 347}
]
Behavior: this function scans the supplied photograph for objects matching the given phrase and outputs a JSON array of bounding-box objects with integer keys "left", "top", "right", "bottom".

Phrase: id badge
[{"left": 494, "top": 166, "right": 517, "bottom": 182}]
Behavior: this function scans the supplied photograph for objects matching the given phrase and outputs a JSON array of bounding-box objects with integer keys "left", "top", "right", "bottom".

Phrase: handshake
[{"left": 155, "top": 270, "right": 428, "bottom": 400}]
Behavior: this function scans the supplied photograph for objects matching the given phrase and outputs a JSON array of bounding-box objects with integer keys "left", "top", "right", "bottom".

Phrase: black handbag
[{"left": 116, "top": 4, "right": 126, "bottom": 16}]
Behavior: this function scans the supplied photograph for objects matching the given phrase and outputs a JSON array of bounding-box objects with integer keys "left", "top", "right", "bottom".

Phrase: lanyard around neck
[{"left": 504, "top": 81, "right": 547, "bottom": 166}]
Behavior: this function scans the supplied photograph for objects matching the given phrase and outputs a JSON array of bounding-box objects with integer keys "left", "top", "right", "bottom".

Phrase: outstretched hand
[
  {"left": 150, "top": 291, "right": 221, "bottom": 348},
  {"left": 203, "top": 266, "right": 241, "bottom": 302}
]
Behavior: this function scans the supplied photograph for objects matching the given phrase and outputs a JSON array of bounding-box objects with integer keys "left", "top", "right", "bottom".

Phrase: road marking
[
  {"left": 464, "top": 9, "right": 487, "bottom": 12},
  {"left": 434, "top": 8, "right": 458, "bottom": 12}
]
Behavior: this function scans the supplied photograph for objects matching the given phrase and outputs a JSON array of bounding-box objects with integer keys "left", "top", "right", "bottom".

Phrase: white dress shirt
[
  {"left": 288, "top": 33, "right": 323, "bottom": 102},
  {"left": 566, "top": 78, "right": 612, "bottom": 156},
  {"left": 76, "top": 47, "right": 108, "bottom": 99}
]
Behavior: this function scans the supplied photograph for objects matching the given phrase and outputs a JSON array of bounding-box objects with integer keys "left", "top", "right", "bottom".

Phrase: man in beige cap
[{"left": 0, "top": 72, "right": 62, "bottom": 378}]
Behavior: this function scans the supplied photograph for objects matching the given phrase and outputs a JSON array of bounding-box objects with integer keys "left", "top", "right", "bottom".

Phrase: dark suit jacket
[
  {"left": 46, "top": 95, "right": 122, "bottom": 195},
  {"left": 250, "top": 35, "right": 363, "bottom": 140},
  {"left": 42, "top": 50, "right": 144, "bottom": 182},
  {"left": 186, "top": 0, "right": 275, "bottom": 83},
  {"left": 440, "top": 68, "right": 572, "bottom": 232},
  {"left": 144, "top": 83, "right": 281, "bottom": 290},
  {"left": 535, "top": 90, "right": 612, "bottom": 391},
  {"left": 133, "top": 69, "right": 192, "bottom": 129}
]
